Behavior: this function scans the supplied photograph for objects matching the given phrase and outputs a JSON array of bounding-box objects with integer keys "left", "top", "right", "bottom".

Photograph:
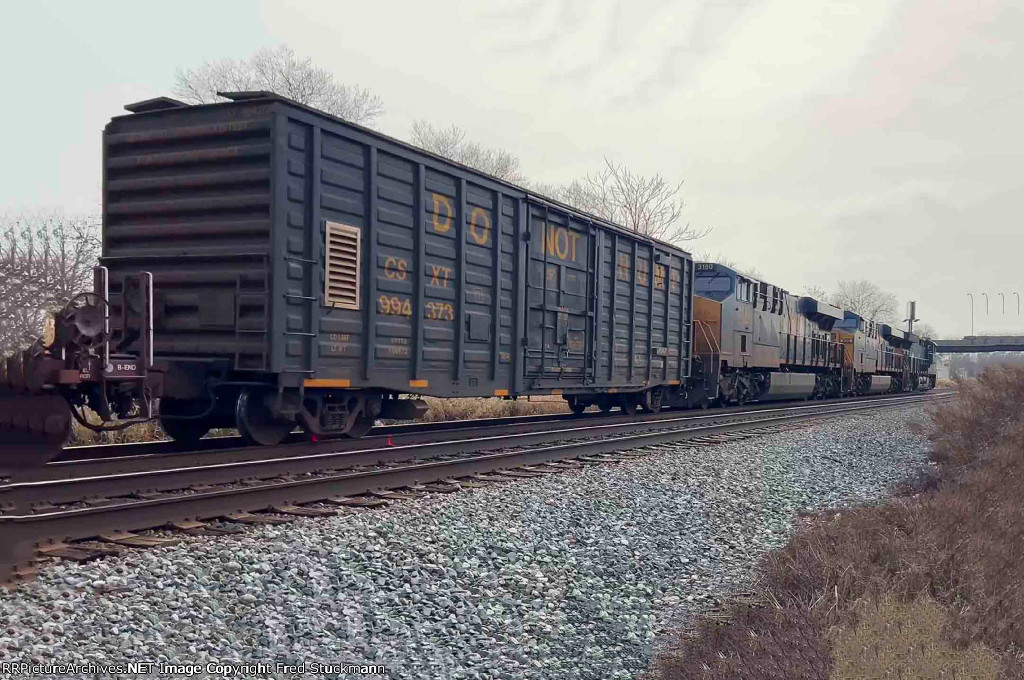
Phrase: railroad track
[
  {"left": 7, "top": 389, "right": 952, "bottom": 477},
  {"left": 0, "top": 391, "right": 952, "bottom": 582},
  {"left": 1, "top": 392, "right": 948, "bottom": 495}
]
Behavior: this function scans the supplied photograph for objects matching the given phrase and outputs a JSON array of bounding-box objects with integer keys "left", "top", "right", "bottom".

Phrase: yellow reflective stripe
[{"left": 304, "top": 379, "right": 351, "bottom": 388}]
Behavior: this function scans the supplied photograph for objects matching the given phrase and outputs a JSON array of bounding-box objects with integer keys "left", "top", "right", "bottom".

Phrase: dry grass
[
  {"left": 68, "top": 417, "right": 164, "bottom": 446},
  {"left": 650, "top": 368, "right": 1024, "bottom": 679},
  {"left": 68, "top": 420, "right": 239, "bottom": 446},
  {"left": 419, "top": 396, "right": 568, "bottom": 422},
  {"left": 831, "top": 597, "right": 1000, "bottom": 680}
]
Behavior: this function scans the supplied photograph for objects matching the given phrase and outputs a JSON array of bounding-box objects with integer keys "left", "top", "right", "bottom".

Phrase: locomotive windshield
[{"left": 694, "top": 267, "right": 735, "bottom": 302}]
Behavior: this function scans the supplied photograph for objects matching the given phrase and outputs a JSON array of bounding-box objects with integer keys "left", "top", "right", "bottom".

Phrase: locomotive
[
  {"left": 692, "top": 262, "right": 936, "bottom": 406},
  {"left": 0, "top": 92, "right": 935, "bottom": 467}
]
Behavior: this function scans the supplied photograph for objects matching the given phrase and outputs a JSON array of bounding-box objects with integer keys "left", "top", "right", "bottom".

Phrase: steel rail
[
  {"left": 0, "top": 393, "right": 943, "bottom": 582},
  {"left": 0, "top": 393, "right": 951, "bottom": 510}
]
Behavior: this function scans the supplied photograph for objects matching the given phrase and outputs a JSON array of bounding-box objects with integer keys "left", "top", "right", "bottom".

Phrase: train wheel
[
  {"left": 236, "top": 388, "right": 294, "bottom": 446},
  {"left": 159, "top": 415, "right": 211, "bottom": 445},
  {"left": 344, "top": 413, "right": 374, "bottom": 438},
  {"left": 640, "top": 388, "right": 663, "bottom": 414},
  {"left": 158, "top": 398, "right": 212, "bottom": 445},
  {"left": 567, "top": 396, "right": 587, "bottom": 415},
  {"left": 621, "top": 396, "right": 638, "bottom": 416}
]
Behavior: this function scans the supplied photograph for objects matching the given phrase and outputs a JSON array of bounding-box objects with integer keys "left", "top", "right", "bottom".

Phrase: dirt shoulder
[{"left": 649, "top": 370, "right": 1024, "bottom": 679}]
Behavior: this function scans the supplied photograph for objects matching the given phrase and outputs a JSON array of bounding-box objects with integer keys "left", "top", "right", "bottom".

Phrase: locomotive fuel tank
[
  {"left": 867, "top": 376, "right": 893, "bottom": 394},
  {"left": 758, "top": 372, "right": 816, "bottom": 400}
]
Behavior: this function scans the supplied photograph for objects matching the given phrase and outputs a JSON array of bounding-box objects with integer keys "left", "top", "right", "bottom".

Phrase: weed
[{"left": 650, "top": 367, "right": 1024, "bottom": 679}]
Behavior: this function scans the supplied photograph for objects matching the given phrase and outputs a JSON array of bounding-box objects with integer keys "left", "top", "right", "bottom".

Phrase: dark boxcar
[{"left": 101, "top": 92, "right": 693, "bottom": 441}]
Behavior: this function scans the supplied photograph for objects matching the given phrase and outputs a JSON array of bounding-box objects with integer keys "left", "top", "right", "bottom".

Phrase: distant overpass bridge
[{"left": 934, "top": 336, "right": 1024, "bottom": 353}]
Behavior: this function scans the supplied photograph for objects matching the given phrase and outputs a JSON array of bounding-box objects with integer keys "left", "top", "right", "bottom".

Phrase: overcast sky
[{"left": 2, "top": 0, "right": 1021, "bottom": 338}]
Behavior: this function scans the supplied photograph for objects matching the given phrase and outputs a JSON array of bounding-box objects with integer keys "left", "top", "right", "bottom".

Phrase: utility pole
[
  {"left": 904, "top": 300, "right": 919, "bottom": 334},
  {"left": 967, "top": 293, "right": 974, "bottom": 336}
]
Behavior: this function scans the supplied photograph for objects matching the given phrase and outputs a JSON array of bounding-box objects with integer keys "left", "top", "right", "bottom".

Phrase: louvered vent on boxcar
[
  {"left": 102, "top": 105, "right": 274, "bottom": 370},
  {"left": 324, "top": 221, "right": 361, "bottom": 309}
]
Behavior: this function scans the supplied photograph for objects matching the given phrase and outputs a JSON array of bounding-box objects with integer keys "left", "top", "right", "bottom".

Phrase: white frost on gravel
[{"left": 0, "top": 406, "right": 932, "bottom": 679}]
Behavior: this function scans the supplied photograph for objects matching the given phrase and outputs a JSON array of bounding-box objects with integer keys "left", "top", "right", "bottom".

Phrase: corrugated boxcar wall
[
  {"left": 272, "top": 106, "right": 517, "bottom": 396},
  {"left": 524, "top": 203, "right": 593, "bottom": 384},
  {"left": 103, "top": 103, "right": 276, "bottom": 371},
  {"left": 595, "top": 233, "right": 692, "bottom": 389},
  {"left": 523, "top": 200, "right": 692, "bottom": 392}
]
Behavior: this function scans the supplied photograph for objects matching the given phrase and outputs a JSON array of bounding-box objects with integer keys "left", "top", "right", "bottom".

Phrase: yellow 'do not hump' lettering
[
  {"left": 543, "top": 224, "right": 581, "bottom": 262},
  {"left": 432, "top": 193, "right": 453, "bottom": 234},
  {"left": 469, "top": 207, "right": 490, "bottom": 245}
]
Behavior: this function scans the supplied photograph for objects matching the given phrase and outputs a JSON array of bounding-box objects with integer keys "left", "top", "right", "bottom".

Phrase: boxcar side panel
[
  {"left": 271, "top": 104, "right": 518, "bottom": 397},
  {"left": 524, "top": 201, "right": 594, "bottom": 386},
  {"left": 525, "top": 202, "right": 692, "bottom": 394},
  {"left": 273, "top": 115, "right": 320, "bottom": 384}
]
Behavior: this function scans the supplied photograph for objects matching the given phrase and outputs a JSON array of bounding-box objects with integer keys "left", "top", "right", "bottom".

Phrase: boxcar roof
[{"left": 116, "top": 91, "right": 693, "bottom": 259}]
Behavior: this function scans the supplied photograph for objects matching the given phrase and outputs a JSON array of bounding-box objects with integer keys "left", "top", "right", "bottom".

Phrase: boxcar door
[{"left": 524, "top": 201, "right": 594, "bottom": 386}]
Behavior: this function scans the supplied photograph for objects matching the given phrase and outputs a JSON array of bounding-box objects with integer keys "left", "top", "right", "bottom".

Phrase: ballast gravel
[{"left": 0, "top": 405, "right": 933, "bottom": 679}]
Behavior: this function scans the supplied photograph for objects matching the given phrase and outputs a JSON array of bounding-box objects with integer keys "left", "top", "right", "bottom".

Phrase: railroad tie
[
  {"left": 470, "top": 473, "right": 518, "bottom": 482},
  {"left": 99, "top": 532, "right": 179, "bottom": 549},
  {"left": 168, "top": 520, "right": 237, "bottom": 536},
  {"left": 222, "top": 512, "right": 291, "bottom": 525},
  {"left": 37, "top": 542, "right": 120, "bottom": 563},
  {"left": 422, "top": 481, "right": 462, "bottom": 494},
  {"left": 322, "top": 495, "right": 389, "bottom": 508},
  {"left": 454, "top": 478, "right": 491, "bottom": 488},
  {"left": 576, "top": 456, "right": 620, "bottom": 464},
  {"left": 521, "top": 465, "right": 565, "bottom": 474},
  {"left": 270, "top": 505, "right": 337, "bottom": 518},
  {"left": 82, "top": 498, "right": 120, "bottom": 508},
  {"left": 499, "top": 470, "right": 546, "bottom": 479},
  {"left": 543, "top": 461, "right": 583, "bottom": 470},
  {"left": 368, "top": 490, "right": 423, "bottom": 501},
  {"left": 134, "top": 491, "right": 175, "bottom": 501}
]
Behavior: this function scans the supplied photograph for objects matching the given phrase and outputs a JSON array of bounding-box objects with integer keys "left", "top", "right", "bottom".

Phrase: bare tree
[
  {"left": 174, "top": 45, "right": 385, "bottom": 126},
  {"left": 545, "top": 158, "right": 709, "bottom": 244},
  {"left": 695, "top": 250, "right": 762, "bottom": 279},
  {"left": 803, "top": 285, "right": 834, "bottom": 304},
  {"left": 410, "top": 120, "right": 527, "bottom": 184},
  {"left": 832, "top": 279, "right": 899, "bottom": 323},
  {"left": 410, "top": 126, "right": 707, "bottom": 245},
  {"left": 913, "top": 321, "right": 938, "bottom": 339},
  {"left": 0, "top": 213, "right": 100, "bottom": 355},
  {"left": 807, "top": 283, "right": 938, "bottom": 336},
  {"left": 696, "top": 250, "right": 737, "bottom": 269}
]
